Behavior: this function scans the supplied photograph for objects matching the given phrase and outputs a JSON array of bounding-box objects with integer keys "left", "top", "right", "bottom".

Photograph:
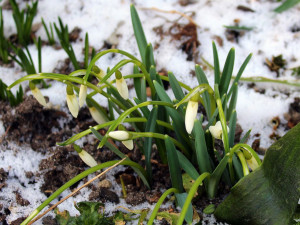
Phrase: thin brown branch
[
  {"left": 28, "top": 157, "right": 127, "bottom": 225},
  {"left": 140, "top": 7, "right": 200, "bottom": 28}
]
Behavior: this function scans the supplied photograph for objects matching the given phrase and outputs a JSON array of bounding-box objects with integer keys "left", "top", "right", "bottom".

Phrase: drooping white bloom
[
  {"left": 122, "top": 140, "right": 134, "bottom": 150},
  {"left": 108, "top": 130, "right": 131, "bottom": 141},
  {"left": 246, "top": 156, "right": 259, "bottom": 171},
  {"left": 209, "top": 121, "right": 229, "bottom": 139},
  {"left": 66, "top": 85, "right": 79, "bottom": 118},
  {"left": 78, "top": 84, "right": 87, "bottom": 107},
  {"left": 79, "top": 150, "right": 98, "bottom": 167},
  {"left": 29, "top": 82, "right": 47, "bottom": 107},
  {"left": 115, "top": 70, "right": 129, "bottom": 100},
  {"left": 88, "top": 106, "right": 108, "bottom": 125},
  {"left": 185, "top": 100, "right": 198, "bottom": 134}
]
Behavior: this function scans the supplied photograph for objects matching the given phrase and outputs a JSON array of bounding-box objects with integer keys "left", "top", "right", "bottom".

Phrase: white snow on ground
[{"left": 1, "top": 0, "right": 300, "bottom": 224}]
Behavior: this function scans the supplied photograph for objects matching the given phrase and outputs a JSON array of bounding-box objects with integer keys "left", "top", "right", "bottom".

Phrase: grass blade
[
  {"left": 130, "top": 4, "right": 147, "bottom": 64},
  {"left": 176, "top": 151, "right": 200, "bottom": 180},
  {"left": 228, "top": 110, "right": 237, "bottom": 148},
  {"left": 219, "top": 48, "right": 235, "bottom": 96},
  {"left": 165, "top": 136, "right": 184, "bottom": 193},
  {"left": 168, "top": 71, "right": 185, "bottom": 101},
  {"left": 274, "top": 0, "right": 300, "bottom": 13},
  {"left": 145, "top": 43, "right": 155, "bottom": 71},
  {"left": 212, "top": 42, "right": 220, "bottom": 84},
  {"left": 84, "top": 33, "right": 89, "bottom": 69},
  {"left": 227, "top": 82, "right": 238, "bottom": 120},
  {"left": 194, "top": 119, "right": 213, "bottom": 173},
  {"left": 143, "top": 106, "right": 158, "bottom": 180}
]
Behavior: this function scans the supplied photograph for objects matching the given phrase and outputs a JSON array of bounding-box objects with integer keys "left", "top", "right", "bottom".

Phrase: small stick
[
  {"left": 28, "top": 157, "right": 127, "bottom": 225},
  {"left": 140, "top": 7, "right": 200, "bottom": 27}
]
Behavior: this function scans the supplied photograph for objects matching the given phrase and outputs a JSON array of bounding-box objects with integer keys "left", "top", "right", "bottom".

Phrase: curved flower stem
[
  {"left": 21, "top": 160, "right": 146, "bottom": 225},
  {"left": 129, "top": 131, "right": 187, "bottom": 155},
  {"left": 237, "top": 76, "right": 300, "bottom": 87},
  {"left": 235, "top": 150, "right": 249, "bottom": 176},
  {"left": 98, "top": 100, "right": 174, "bottom": 148},
  {"left": 58, "top": 117, "right": 173, "bottom": 146},
  {"left": 85, "top": 49, "right": 155, "bottom": 98},
  {"left": 177, "top": 172, "right": 211, "bottom": 225},
  {"left": 147, "top": 188, "right": 179, "bottom": 225}
]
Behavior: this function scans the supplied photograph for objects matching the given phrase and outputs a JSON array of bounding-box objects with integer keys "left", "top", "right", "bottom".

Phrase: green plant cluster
[{"left": 4, "top": 3, "right": 300, "bottom": 225}]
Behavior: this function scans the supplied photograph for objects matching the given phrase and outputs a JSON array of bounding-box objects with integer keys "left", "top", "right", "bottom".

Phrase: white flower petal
[
  {"left": 116, "top": 77, "right": 129, "bottom": 100},
  {"left": 79, "top": 150, "right": 98, "bottom": 167},
  {"left": 185, "top": 100, "right": 198, "bottom": 134},
  {"left": 209, "top": 121, "right": 229, "bottom": 140},
  {"left": 108, "top": 131, "right": 130, "bottom": 141},
  {"left": 31, "top": 87, "right": 47, "bottom": 107},
  {"left": 78, "top": 85, "right": 87, "bottom": 107},
  {"left": 246, "top": 156, "right": 259, "bottom": 171},
  {"left": 122, "top": 140, "right": 134, "bottom": 150},
  {"left": 66, "top": 94, "right": 79, "bottom": 118},
  {"left": 88, "top": 106, "right": 108, "bottom": 125}
]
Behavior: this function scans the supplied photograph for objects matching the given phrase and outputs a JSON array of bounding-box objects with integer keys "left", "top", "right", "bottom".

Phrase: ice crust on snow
[{"left": 0, "top": 0, "right": 300, "bottom": 224}]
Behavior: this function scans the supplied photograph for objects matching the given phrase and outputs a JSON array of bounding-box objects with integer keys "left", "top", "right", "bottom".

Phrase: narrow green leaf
[
  {"left": 228, "top": 110, "right": 237, "bottom": 148},
  {"left": 145, "top": 43, "right": 155, "bottom": 71},
  {"left": 212, "top": 42, "right": 220, "bottom": 84},
  {"left": 274, "top": 0, "right": 300, "bottom": 13},
  {"left": 168, "top": 72, "right": 185, "bottom": 101},
  {"left": 175, "top": 193, "right": 193, "bottom": 224},
  {"left": 144, "top": 106, "right": 158, "bottom": 180},
  {"left": 84, "top": 33, "right": 89, "bottom": 69},
  {"left": 176, "top": 151, "right": 200, "bottom": 180},
  {"left": 228, "top": 53, "right": 252, "bottom": 97},
  {"left": 37, "top": 37, "right": 42, "bottom": 73},
  {"left": 240, "top": 129, "right": 251, "bottom": 143},
  {"left": 165, "top": 136, "right": 184, "bottom": 193},
  {"left": 130, "top": 4, "right": 147, "bottom": 64},
  {"left": 195, "top": 64, "right": 211, "bottom": 117},
  {"left": 219, "top": 48, "right": 235, "bottom": 96},
  {"left": 227, "top": 83, "right": 238, "bottom": 121},
  {"left": 194, "top": 119, "right": 213, "bottom": 173},
  {"left": 133, "top": 66, "right": 147, "bottom": 103}
]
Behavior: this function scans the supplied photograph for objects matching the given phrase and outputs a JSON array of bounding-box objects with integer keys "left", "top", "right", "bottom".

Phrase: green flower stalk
[
  {"left": 185, "top": 94, "right": 200, "bottom": 134},
  {"left": 29, "top": 81, "right": 47, "bottom": 107},
  {"left": 73, "top": 144, "right": 97, "bottom": 167},
  {"left": 115, "top": 70, "right": 129, "bottom": 100},
  {"left": 66, "top": 84, "right": 79, "bottom": 118},
  {"left": 78, "top": 84, "right": 87, "bottom": 107}
]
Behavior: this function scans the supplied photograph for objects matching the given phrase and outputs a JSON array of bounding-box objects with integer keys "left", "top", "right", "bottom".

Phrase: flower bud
[
  {"left": 74, "top": 144, "right": 97, "bottom": 167},
  {"left": 88, "top": 106, "right": 108, "bottom": 125},
  {"left": 209, "top": 121, "right": 229, "bottom": 140},
  {"left": 185, "top": 100, "right": 198, "bottom": 134},
  {"left": 78, "top": 84, "right": 87, "bottom": 107},
  {"left": 243, "top": 149, "right": 259, "bottom": 171},
  {"left": 66, "top": 85, "right": 79, "bottom": 118},
  {"left": 115, "top": 70, "right": 129, "bottom": 100},
  {"left": 29, "top": 81, "right": 47, "bottom": 107},
  {"left": 108, "top": 130, "right": 131, "bottom": 141}
]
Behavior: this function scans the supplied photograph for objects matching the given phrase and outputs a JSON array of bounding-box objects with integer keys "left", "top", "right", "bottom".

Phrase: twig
[
  {"left": 140, "top": 7, "right": 200, "bottom": 27},
  {"left": 28, "top": 157, "right": 127, "bottom": 225}
]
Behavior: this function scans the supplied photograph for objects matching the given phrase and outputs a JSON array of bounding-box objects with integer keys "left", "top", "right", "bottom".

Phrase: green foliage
[
  {"left": 55, "top": 202, "right": 114, "bottom": 225},
  {"left": 274, "top": 0, "right": 300, "bottom": 13},
  {"left": 42, "top": 18, "right": 55, "bottom": 45},
  {"left": 0, "top": 79, "right": 23, "bottom": 106},
  {"left": 9, "top": 0, "right": 38, "bottom": 46},
  {"left": 0, "top": 7, "right": 9, "bottom": 63}
]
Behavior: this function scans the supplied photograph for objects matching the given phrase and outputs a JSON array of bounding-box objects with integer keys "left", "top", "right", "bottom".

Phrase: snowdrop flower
[
  {"left": 73, "top": 144, "right": 97, "bottom": 167},
  {"left": 209, "top": 121, "right": 229, "bottom": 140},
  {"left": 243, "top": 150, "right": 259, "bottom": 171},
  {"left": 66, "top": 85, "right": 79, "bottom": 118},
  {"left": 185, "top": 95, "right": 199, "bottom": 134},
  {"left": 29, "top": 81, "right": 47, "bottom": 107},
  {"left": 88, "top": 106, "right": 108, "bottom": 125},
  {"left": 108, "top": 130, "right": 131, "bottom": 141},
  {"left": 115, "top": 70, "right": 129, "bottom": 100},
  {"left": 108, "top": 130, "right": 134, "bottom": 150},
  {"left": 78, "top": 84, "right": 87, "bottom": 107}
]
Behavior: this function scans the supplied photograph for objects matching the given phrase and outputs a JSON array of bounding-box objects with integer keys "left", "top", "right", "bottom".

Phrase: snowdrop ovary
[
  {"left": 108, "top": 130, "right": 132, "bottom": 141},
  {"left": 66, "top": 85, "right": 79, "bottom": 118},
  {"left": 209, "top": 121, "right": 229, "bottom": 140},
  {"left": 115, "top": 70, "right": 129, "bottom": 100},
  {"left": 243, "top": 149, "right": 259, "bottom": 171},
  {"left": 29, "top": 81, "right": 47, "bottom": 107}
]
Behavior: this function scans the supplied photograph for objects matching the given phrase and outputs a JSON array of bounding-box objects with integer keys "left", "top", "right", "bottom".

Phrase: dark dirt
[
  {"left": 284, "top": 97, "right": 300, "bottom": 128},
  {"left": 15, "top": 191, "right": 30, "bottom": 206},
  {"left": 0, "top": 168, "right": 8, "bottom": 191}
]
